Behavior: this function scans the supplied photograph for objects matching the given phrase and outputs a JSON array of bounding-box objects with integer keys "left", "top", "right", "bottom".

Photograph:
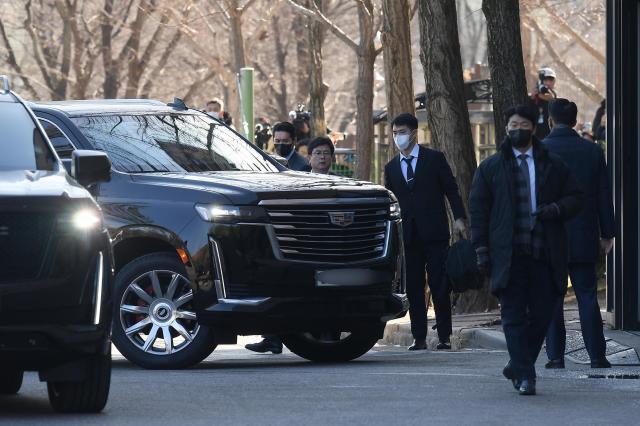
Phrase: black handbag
[{"left": 446, "top": 237, "right": 483, "bottom": 293}]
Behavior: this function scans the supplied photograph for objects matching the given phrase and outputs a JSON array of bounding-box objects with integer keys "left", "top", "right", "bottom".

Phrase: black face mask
[
  {"left": 508, "top": 129, "right": 532, "bottom": 148},
  {"left": 275, "top": 143, "right": 293, "bottom": 157}
]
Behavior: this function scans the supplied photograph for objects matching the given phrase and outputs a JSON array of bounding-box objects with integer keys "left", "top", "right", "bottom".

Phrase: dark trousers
[
  {"left": 405, "top": 240, "right": 451, "bottom": 342},
  {"left": 545, "top": 262, "right": 607, "bottom": 361},
  {"left": 500, "top": 255, "right": 561, "bottom": 380}
]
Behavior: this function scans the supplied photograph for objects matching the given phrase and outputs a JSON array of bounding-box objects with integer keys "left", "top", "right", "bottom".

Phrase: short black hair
[
  {"left": 207, "top": 99, "right": 221, "bottom": 106},
  {"left": 549, "top": 98, "right": 578, "bottom": 126},
  {"left": 391, "top": 112, "right": 418, "bottom": 130},
  {"left": 307, "top": 136, "right": 334, "bottom": 156},
  {"left": 504, "top": 105, "right": 537, "bottom": 126},
  {"left": 272, "top": 121, "right": 296, "bottom": 140}
]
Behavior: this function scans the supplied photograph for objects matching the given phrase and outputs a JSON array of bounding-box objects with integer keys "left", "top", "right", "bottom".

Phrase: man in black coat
[
  {"left": 543, "top": 99, "right": 615, "bottom": 369},
  {"left": 384, "top": 113, "right": 467, "bottom": 351},
  {"left": 272, "top": 121, "right": 311, "bottom": 172},
  {"left": 469, "top": 105, "right": 583, "bottom": 395}
]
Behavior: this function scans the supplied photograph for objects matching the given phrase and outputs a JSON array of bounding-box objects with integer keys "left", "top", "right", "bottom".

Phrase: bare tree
[
  {"left": 381, "top": 0, "right": 414, "bottom": 158},
  {"left": 287, "top": 0, "right": 382, "bottom": 180},
  {"left": 419, "top": 0, "right": 495, "bottom": 313},
  {"left": 482, "top": 0, "right": 528, "bottom": 143},
  {"left": 308, "top": 0, "right": 327, "bottom": 138}
]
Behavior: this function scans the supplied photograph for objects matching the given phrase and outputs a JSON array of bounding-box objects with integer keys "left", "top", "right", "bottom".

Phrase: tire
[
  {"left": 281, "top": 328, "right": 380, "bottom": 362},
  {"left": 47, "top": 354, "right": 111, "bottom": 413},
  {"left": 112, "top": 252, "right": 216, "bottom": 369},
  {"left": 0, "top": 370, "right": 23, "bottom": 395}
]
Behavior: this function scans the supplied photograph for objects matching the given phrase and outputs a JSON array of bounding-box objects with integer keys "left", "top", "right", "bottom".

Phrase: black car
[
  {"left": 30, "top": 98, "right": 407, "bottom": 369},
  {"left": 0, "top": 77, "right": 113, "bottom": 412}
]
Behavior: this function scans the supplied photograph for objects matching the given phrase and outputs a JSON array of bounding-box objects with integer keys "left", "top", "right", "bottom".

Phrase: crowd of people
[{"left": 204, "top": 68, "right": 614, "bottom": 396}]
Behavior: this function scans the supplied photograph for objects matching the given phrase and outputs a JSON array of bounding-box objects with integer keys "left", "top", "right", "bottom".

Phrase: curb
[{"left": 382, "top": 321, "right": 507, "bottom": 351}]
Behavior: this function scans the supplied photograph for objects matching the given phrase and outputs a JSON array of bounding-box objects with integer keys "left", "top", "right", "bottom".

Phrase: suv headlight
[
  {"left": 72, "top": 208, "right": 102, "bottom": 230},
  {"left": 389, "top": 202, "right": 401, "bottom": 220},
  {"left": 195, "top": 204, "right": 266, "bottom": 223}
]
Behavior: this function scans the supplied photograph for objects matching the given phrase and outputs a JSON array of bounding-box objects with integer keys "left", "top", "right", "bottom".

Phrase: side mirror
[{"left": 71, "top": 150, "right": 111, "bottom": 187}]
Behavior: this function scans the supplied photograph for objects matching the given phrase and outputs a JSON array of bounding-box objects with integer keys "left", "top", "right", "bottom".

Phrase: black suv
[
  {"left": 30, "top": 99, "right": 407, "bottom": 369},
  {"left": 0, "top": 77, "right": 113, "bottom": 412}
]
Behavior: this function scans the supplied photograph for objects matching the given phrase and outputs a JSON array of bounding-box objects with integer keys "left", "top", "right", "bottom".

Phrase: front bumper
[
  {"left": 0, "top": 323, "right": 110, "bottom": 370},
  {"left": 197, "top": 293, "right": 408, "bottom": 335}
]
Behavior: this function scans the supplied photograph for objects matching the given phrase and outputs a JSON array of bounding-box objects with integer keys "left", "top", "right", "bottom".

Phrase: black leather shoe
[
  {"left": 436, "top": 341, "right": 451, "bottom": 350},
  {"left": 591, "top": 357, "right": 612, "bottom": 368},
  {"left": 408, "top": 339, "right": 427, "bottom": 351},
  {"left": 545, "top": 358, "right": 565, "bottom": 369},
  {"left": 245, "top": 339, "right": 283, "bottom": 354},
  {"left": 519, "top": 379, "right": 536, "bottom": 395},
  {"left": 502, "top": 361, "right": 521, "bottom": 390}
]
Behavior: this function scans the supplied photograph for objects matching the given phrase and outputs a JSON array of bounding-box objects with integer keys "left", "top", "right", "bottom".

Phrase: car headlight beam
[{"left": 73, "top": 209, "right": 102, "bottom": 230}]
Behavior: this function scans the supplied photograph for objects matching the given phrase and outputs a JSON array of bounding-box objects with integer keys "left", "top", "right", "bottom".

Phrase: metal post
[{"left": 238, "top": 68, "right": 254, "bottom": 143}]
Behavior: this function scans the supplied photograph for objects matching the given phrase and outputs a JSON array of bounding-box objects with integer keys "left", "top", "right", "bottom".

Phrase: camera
[
  {"left": 536, "top": 67, "right": 556, "bottom": 96},
  {"left": 289, "top": 103, "right": 311, "bottom": 141}
]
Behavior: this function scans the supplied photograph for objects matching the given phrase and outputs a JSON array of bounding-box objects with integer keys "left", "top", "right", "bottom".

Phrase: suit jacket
[
  {"left": 470, "top": 137, "right": 584, "bottom": 295},
  {"left": 544, "top": 127, "right": 615, "bottom": 262},
  {"left": 287, "top": 151, "right": 311, "bottom": 172},
  {"left": 384, "top": 145, "right": 466, "bottom": 245}
]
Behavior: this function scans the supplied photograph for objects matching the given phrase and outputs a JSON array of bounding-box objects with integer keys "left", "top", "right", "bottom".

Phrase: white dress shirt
[
  {"left": 400, "top": 143, "right": 420, "bottom": 183},
  {"left": 513, "top": 147, "right": 537, "bottom": 213}
]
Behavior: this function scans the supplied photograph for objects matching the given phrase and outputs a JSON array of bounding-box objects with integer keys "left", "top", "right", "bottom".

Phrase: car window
[
  {"left": 39, "top": 119, "right": 75, "bottom": 159},
  {"left": 0, "top": 103, "right": 55, "bottom": 171},
  {"left": 70, "top": 114, "right": 279, "bottom": 173}
]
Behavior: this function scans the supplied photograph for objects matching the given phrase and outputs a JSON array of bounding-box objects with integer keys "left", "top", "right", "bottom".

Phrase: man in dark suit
[
  {"left": 470, "top": 105, "right": 583, "bottom": 395},
  {"left": 384, "top": 113, "right": 467, "bottom": 351},
  {"left": 543, "top": 99, "right": 615, "bottom": 369},
  {"left": 272, "top": 121, "right": 311, "bottom": 172}
]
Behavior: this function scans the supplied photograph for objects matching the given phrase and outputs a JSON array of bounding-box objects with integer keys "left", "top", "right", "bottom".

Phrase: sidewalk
[{"left": 382, "top": 300, "right": 640, "bottom": 366}]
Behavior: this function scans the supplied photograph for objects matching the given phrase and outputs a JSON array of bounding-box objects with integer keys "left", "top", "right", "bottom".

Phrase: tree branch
[
  {"left": 286, "top": 0, "right": 358, "bottom": 52},
  {"left": 0, "top": 17, "right": 38, "bottom": 97},
  {"left": 524, "top": 17, "right": 604, "bottom": 103},
  {"left": 540, "top": 0, "right": 605, "bottom": 65}
]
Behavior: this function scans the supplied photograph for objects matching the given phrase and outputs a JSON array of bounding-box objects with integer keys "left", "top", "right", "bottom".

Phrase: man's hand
[
  {"left": 476, "top": 247, "right": 490, "bottom": 276},
  {"left": 533, "top": 203, "right": 561, "bottom": 221},
  {"left": 453, "top": 218, "right": 467, "bottom": 238},
  {"left": 600, "top": 238, "right": 614, "bottom": 255}
]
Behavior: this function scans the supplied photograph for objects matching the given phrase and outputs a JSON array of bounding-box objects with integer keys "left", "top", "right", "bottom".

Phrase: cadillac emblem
[{"left": 329, "top": 211, "right": 355, "bottom": 227}]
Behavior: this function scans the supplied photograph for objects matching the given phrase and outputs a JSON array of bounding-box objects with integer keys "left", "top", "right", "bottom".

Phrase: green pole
[{"left": 238, "top": 67, "right": 254, "bottom": 143}]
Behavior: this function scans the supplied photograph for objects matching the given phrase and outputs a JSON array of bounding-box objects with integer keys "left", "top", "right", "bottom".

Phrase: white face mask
[
  {"left": 207, "top": 111, "right": 220, "bottom": 119},
  {"left": 394, "top": 133, "right": 412, "bottom": 151}
]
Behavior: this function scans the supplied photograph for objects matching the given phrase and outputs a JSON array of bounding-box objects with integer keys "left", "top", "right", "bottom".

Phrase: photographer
[
  {"left": 254, "top": 117, "right": 272, "bottom": 151},
  {"left": 289, "top": 104, "right": 312, "bottom": 151},
  {"left": 529, "top": 67, "right": 557, "bottom": 140}
]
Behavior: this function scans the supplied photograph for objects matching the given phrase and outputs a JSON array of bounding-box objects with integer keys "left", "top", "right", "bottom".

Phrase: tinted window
[
  {"left": 39, "top": 119, "right": 75, "bottom": 159},
  {"left": 70, "top": 114, "right": 279, "bottom": 173},
  {"left": 0, "top": 103, "right": 55, "bottom": 171}
]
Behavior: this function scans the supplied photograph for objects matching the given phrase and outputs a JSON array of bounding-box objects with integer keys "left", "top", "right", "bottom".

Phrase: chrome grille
[{"left": 264, "top": 201, "right": 390, "bottom": 263}]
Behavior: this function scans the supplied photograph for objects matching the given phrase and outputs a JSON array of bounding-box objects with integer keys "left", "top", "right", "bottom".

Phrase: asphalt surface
[{"left": 2, "top": 337, "right": 640, "bottom": 425}]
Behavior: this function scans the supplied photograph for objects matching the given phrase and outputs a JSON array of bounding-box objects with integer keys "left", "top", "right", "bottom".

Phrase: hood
[
  {"left": 129, "top": 170, "right": 390, "bottom": 204},
  {"left": 0, "top": 170, "right": 90, "bottom": 199}
]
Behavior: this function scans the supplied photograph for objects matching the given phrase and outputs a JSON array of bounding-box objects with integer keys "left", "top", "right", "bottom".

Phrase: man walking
[
  {"left": 469, "top": 105, "right": 583, "bottom": 395},
  {"left": 543, "top": 99, "right": 615, "bottom": 369},
  {"left": 384, "top": 113, "right": 466, "bottom": 351}
]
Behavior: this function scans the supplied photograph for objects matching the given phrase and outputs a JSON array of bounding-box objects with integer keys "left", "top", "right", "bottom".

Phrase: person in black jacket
[
  {"left": 272, "top": 121, "right": 311, "bottom": 172},
  {"left": 543, "top": 99, "right": 615, "bottom": 369},
  {"left": 384, "top": 113, "right": 467, "bottom": 351},
  {"left": 469, "top": 105, "right": 583, "bottom": 395}
]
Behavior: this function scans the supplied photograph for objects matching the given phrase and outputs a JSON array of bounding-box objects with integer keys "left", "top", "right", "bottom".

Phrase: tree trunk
[
  {"left": 419, "top": 0, "right": 496, "bottom": 313},
  {"left": 482, "top": 0, "right": 529, "bottom": 144},
  {"left": 308, "top": 0, "right": 326, "bottom": 138},
  {"left": 381, "top": 0, "right": 415, "bottom": 160},
  {"left": 272, "top": 15, "right": 289, "bottom": 122},
  {"left": 101, "top": 0, "right": 119, "bottom": 98},
  {"left": 292, "top": 14, "right": 309, "bottom": 107},
  {"left": 227, "top": 1, "right": 246, "bottom": 131},
  {"left": 355, "top": 47, "right": 376, "bottom": 181}
]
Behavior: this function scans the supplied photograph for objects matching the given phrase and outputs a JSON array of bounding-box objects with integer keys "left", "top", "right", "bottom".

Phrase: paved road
[{"left": 2, "top": 338, "right": 640, "bottom": 425}]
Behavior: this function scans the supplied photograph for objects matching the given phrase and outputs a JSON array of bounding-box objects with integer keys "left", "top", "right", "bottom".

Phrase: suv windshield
[
  {"left": 0, "top": 102, "right": 55, "bottom": 171},
  {"left": 71, "top": 113, "right": 279, "bottom": 173}
]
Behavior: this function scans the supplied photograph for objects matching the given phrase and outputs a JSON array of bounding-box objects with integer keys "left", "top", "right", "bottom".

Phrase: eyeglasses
[{"left": 311, "top": 150, "right": 332, "bottom": 157}]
